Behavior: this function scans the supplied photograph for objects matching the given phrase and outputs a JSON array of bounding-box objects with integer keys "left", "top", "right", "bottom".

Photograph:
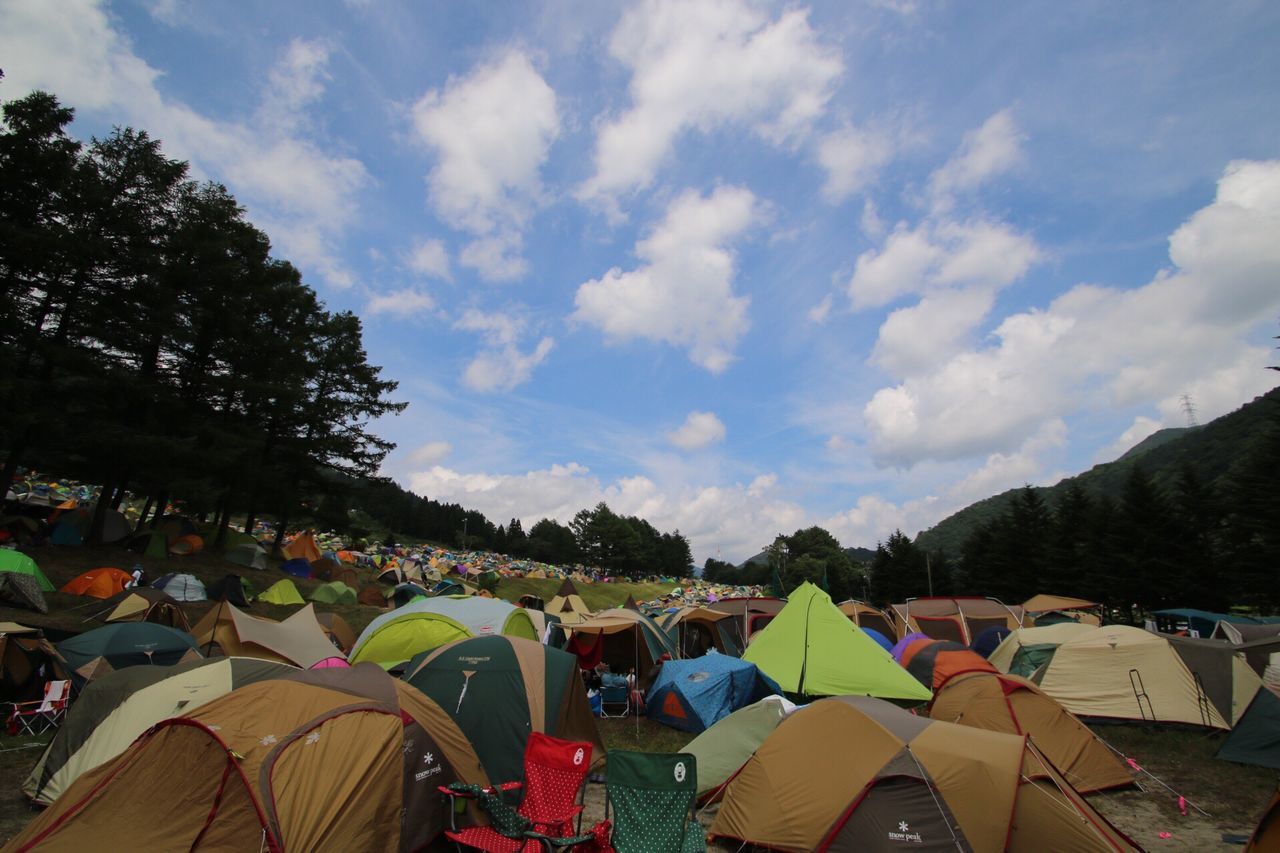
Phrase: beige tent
[
  {"left": 890, "top": 597, "right": 1026, "bottom": 644},
  {"left": 545, "top": 579, "right": 592, "bottom": 625},
  {"left": 1021, "top": 625, "right": 1230, "bottom": 729},
  {"left": 1022, "top": 594, "right": 1102, "bottom": 626},
  {"left": 192, "top": 602, "right": 341, "bottom": 669},
  {"left": 835, "top": 600, "right": 897, "bottom": 640},
  {"left": 709, "top": 695, "right": 1137, "bottom": 852},
  {"left": 661, "top": 606, "right": 737, "bottom": 656},
  {"left": 987, "top": 622, "right": 1096, "bottom": 674}
]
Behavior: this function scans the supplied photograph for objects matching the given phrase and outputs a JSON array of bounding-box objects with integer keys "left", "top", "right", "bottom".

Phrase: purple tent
[{"left": 890, "top": 631, "right": 929, "bottom": 662}]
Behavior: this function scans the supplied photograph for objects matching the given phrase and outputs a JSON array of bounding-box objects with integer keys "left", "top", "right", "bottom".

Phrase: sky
[{"left": 2, "top": 0, "right": 1278, "bottom": 564}]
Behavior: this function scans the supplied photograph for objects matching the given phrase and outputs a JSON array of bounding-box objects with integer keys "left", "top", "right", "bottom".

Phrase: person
[{"left": 128, "top": 564, "right": 145, "bottom": 589}]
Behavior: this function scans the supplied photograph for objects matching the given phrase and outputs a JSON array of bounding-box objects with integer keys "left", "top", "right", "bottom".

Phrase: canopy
[
  {"left": 192, "top": 602, "right": 340, "bottom": 669},
  {"left": 1022, "top": 594, "right": 1099, "bottom": 613}
]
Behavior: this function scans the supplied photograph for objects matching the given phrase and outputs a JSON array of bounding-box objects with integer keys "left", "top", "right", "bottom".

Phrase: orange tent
[
  {"left": 284, "top": 531, "right": 322, "bottom": 563},
  {"left": 60, "top": 568, "right": 132, "bottom": 599},
  {"left": 168, "top": 534, "right": 203, "bottom": 556}
]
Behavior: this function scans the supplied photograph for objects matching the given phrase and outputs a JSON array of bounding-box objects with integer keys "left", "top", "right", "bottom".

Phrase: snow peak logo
[
  {"left": 414, "top": 751, "right": 441, "bottom": 782},
  {"left": 887, "top": 821, "right": 923, "bottom": 843},
  {"left": 457, "top": 656, "right": 492, "bottom": 664}
]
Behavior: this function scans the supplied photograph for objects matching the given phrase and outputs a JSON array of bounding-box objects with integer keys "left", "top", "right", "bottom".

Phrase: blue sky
[{"left": 3, "top": 0, "right": 1278, "bottom": 563}]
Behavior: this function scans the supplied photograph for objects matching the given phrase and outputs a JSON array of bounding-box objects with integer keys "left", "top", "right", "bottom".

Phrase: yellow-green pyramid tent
[
  {"left": 743, "top": 582, "right": 931, "bottom": 701},
  {"left": 259, "top": 579, "right": 305, "bottom": 606}
]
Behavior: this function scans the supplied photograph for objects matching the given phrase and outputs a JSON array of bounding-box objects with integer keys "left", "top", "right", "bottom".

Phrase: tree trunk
[
  {"left": 273, "top": 516, "right": 289, "bottom": 558},
  {"left": 243, "top": 508, "right": 258, "bottom": 538},
  {"left": 148, "top": 491, "right": 169, "bottom": 528},
  {"left": 212, "top": 495, "right": 232, "bottom": 551},
  {"left": 0, "top": 442, "right": 24, "bottom": 508},
  {"left": 135, "top": 494, "right": 154, "bottom": 533},
  {"left": 87, "top": 478, "right": 116, "bottom": 545},
  {"left": 109, "top": 481, "right": 128, "bottom": 511}
]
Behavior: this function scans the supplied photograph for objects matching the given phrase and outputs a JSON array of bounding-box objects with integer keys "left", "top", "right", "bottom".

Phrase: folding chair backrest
[
  {"left": 39, "top": 680, "right": 69, "bottom": 711},
  {"left": 600, "top": 683, "right": 628, "bottom": 703},
  {"left": 520, "top": 732, "right": 592, "bottom": 822},
  {"left": 606, "top": 750, "right": 699, "bottom": 853}
]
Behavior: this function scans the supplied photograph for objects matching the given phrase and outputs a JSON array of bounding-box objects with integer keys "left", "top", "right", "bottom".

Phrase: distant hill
[
  {"left": 914, "top": 387, "right": 1280, "bottom": 556},
  {"left": 739, "top": 544, "right": 876, "bottom": 569}
]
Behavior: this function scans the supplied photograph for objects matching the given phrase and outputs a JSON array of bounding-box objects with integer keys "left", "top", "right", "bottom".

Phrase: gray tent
[
  {"left": 226, "top": 543, "right": 267, "bottom": 571},
  {"left": 0, "top": 572, "right": 48, "bottom": 614}
]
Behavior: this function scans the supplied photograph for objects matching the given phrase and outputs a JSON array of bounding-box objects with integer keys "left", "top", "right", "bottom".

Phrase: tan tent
[
  {"left": 565, "top": 609, "right": 679, "bottom": 676},
  {"left": 890, "top": 597, "right": 1026, "bottom": 645},
  {"left": 8, "top": 665, "right": 489, "bottom": 852},
  {"left": 315, "top": 611, "right": 357, "bottom": 654},
  {"left": 835, "top": 600, "right": 898, "bottom": 640},
  {"left": 100, "top": 587, "right": 190, "bottom": 631},
  {"left": 0, "top": 624, "right": 65, "bottom": 702},
  {"left": 709, "top": 695, "right": 1138, "bottom": 852},
  {"left": 545, "top": 579, "right": 592, "bottom": 625},
  {"left": 192, "top": 602, "right": 342, "bottom": 669},
  {"left": 987, "top": 622, "right": 1096, "bottom": 674},
  {"left": 1022, "top": 594, "right": 1102, "bottom": 626},
  {"left": 928, "top": 671, "right": 1134, "bottom": 793},
  {"left": 1247, "top": 787, "right": 1280, "bottom": 852},
  {"left": 661, "top": 606, "right": 738, "bottom": 656},
  {"left": 1019, "top": 625, "right": 1230, "bottom": 729}
]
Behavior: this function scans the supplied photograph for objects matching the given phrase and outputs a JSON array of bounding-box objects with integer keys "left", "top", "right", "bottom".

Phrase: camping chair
[
  {"left": 599, "top": 675, "right": 630, "bottom": 718},
  {"left": 592, "top": 750, "right": 706, "bottom": 853},
  {"left": 440, "top": 732, "right": 594, "bottom": 852},
  {"left": 5, "top": 680, "right": 70, "bottom": 735}
]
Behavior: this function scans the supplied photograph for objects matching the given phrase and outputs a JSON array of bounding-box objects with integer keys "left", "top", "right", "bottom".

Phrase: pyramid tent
[
  {"left": 742, "top": 582, "right": 931, "bottom": 701},
  {"left": 545, "top": 579, "right": 592, "bottom": 625},
  {"left": 684, "top": 695, "right": 798, "bottom": 800},
  {"left": 709, "top": 695, "right": 1138, "bottom": 852},
  {"left": 192, "top": 602, "right": 340, "bottom": 669},
  {"left": 260, "top": 579, "right": 305, "bottom": 606},
  {"left": 309, "top": 580, "right": 357, "bottom": 605},
  {"left": 1217, "top": 688, "right": 1280, "bottom": 770},
  {"left": 928, "top": 671, "right": 1134, "bottom": 793},
  {"left": 283, "top": 530, "right": 322, "bottom": 563},
  {"left": 0, "top": 550, "right": 55, "bottom": 591},
  {"left": 403, "top": 635, "right": 604, "bottom": 784},
  {"left": 645, "top": 652, "right": 781, "bottom": 732},
  {"left": 60, "top": 568, "right": 132, "bottom": 599},
  {"left": 23, "top": 656, "right": 295, "bottom": 806},
  {"left": 8, "top": 665, "right": 489, "bottom": 852}
]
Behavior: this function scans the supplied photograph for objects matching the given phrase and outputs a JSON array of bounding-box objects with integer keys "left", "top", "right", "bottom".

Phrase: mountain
[{"left": 913, "top": 387, "right": 1280, "bottom": 556}]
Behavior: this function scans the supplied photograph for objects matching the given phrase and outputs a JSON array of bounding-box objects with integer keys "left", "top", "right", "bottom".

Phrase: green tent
[
  {"left": 350, "top": 597, "right": 538, "bottom": 667},
  {"left": 0, "top": 550, "right": 55, "bottom": 592},
  {"left": 403, "top": 635, "right": 603, "bottom": 784},
  {"left": 684, "top": 695, "right": 796, "bottom": 798},
  {"left": 56, "top": 623, "right": 202, "bottom": 688},
  {"left": 742, "top": 582, "right": 931, "bottom": 701},
  {"left": 260, "top": 579, "right": 305, "bottom": 606},
  {"left": 128, "top": 530, "right": 169, "bottom": 559},
  {"left": 1217, "top": 688, "right": 1280, "bottom": 769},
  {"left": 309, "top": 581, "right": 356, "bottom": 605}
]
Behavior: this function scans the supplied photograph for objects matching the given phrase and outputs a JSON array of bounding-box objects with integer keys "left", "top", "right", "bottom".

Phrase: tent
[
  {"left": 225, "top": 542, "right": 267, "bottom": 571},
  {"left": 192, "top": 602, "right": 340, "bottom": 669},
  {"left": 151, "top": 572, "right": 207, "bottom": 602},
  {"left": 706, "top": 597, "right": 786, "bottom": 647},
  {"left": 708, "top": 695, "right": 1138, "bottom": 852},
  {"left": 741, "top": 582, "right": 931, "bottom": 702},
  {"left": 928, "top": 671, "right": 1134, "bottom": 793},
  {"left": 645, "top": 652, "right": 781, "bottom": 732},
  {"left": 0, "top": 550, "right": 55, "bottom": 591},
  {"left": 127, "top": 529, "right": 169, "bottom": 558},
  {"left": 60, "top": 567, "right": 132, "bottom": 599},
  {"left": 971, "top": 625, "right": 1011, "bottom": 658},
  {"left": 48, "top": 505, "right": 132, "bottom": 545},
  {"left": 661, "top": 606, "right": 741, "bottom": 657},
  {"left": 836, "top": 600, "right": 898, "bottom": 641},
  {"left": 0, "top": 571, "right": 48, "bottom": 613},
  {"left": 900, "top": 639, "right": 996, "bottom": 690},
  {"left": 1165, "top": 634, "right": 1263, "bottom": 726},
  {"left": 168, "top": 534, "right": 203, "bottom": 556},
  {"left": 564, "top": 608, "right": 679, "bottom": 678},
  {"left": 683, "top": 695, "right": 798, "bottom": 800},
  {"left": 890, "top": 597, "right": 1026, "bottom": 645},
  {"left": 316, "top": 611, "right": 356, "bottom": 654},
  {"left": 1001, "top": 625, "right": 1231, "bottom": 729},
  {"left": 206, "top": 574, "right": 251, "bottom": 606},
  {"left": 1022, "top": 594, "right": 1101, "bottom": 626},
  {"left": 22, "top": 656, "right": 295, "bottom": 806},
  {"left": 403, "top": 635, "right": 604, "bottom": 784},
  {"left": 350, "top": 596, "right": 539, "bottom": 667},
  {"left": 156, "top": 515, "right": 198, "bottom": 543},
  {"left": 259, "top": 578, "right": 305, "bottom": 606},
  {"left": 1155, "top": 608, "right": 1262, "bottom": 638},
  {"left": 56, "top": 623, "right": 202, "bottom": 688},
  {"left": 862, "top": 628, "right": 893, "bottom": 652},
  {"left": 309, "top": 580, "right": 357, "bottom": 605},
  {"left": 1247, "top": 788, "right": 1280, "bottom": 852},
  {"left": 0, "top": 624, "right": 65, "bottom": 702},
  {"left": 283, "top": 530, "right": 322, "bottom": 563},
  {"left": 986, "top": 622, "right": 1096, "bottom": 675},
  {"left": 280, "top": 557, "right": 312, "bottom": 578},
  {"left": 1217, "top": 688, "right": 1280, "bottom": 770},
  {"left": 8, "top": 665, "right": 489, "bottom": 852},
  {"left": 358, "top": 585, "right": 387, "bottom": 607},
  {"left": 545, "top": 579, "right": 592, "bottom": 625},
  {"left": 100, "top": 588, "right": 189, "bottom": 630}
]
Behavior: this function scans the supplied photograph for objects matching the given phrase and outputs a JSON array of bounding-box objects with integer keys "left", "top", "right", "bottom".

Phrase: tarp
[
  {"left": 742, "top": 582, "right": 931, "bottom": 702},
  {"left": 192, "top": 602, "right": 340, "bottom": 669},
  {"left": 101, "top": 588, "right": 189, "bottom": 630},
  {"left": 646, "top": 652, "right": 781, "bottom": 732},
  {"left": 350, "top": 596, "right": 538, "bottom": 667}
]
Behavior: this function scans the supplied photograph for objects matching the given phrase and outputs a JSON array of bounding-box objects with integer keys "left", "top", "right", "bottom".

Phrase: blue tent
[
  {"left": 280, "top": 558, "right": 312, "bottom": 578},
  {"left": 1154, "top": 608, "right": 1260, "bottom": 638},
  {"left": 646, "top": 651, "right": 781, "bottom": 732},
  {"left": 862, "top": 627, "right": 893, "bottom": 652},
  {"left": 972, "top": 625, "right": 1011, "bottom": 658}
]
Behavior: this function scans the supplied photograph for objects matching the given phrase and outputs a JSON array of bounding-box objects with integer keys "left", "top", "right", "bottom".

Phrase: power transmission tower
[{"left": 1180, "top": 394, "right": 1199, "bottom": 427}]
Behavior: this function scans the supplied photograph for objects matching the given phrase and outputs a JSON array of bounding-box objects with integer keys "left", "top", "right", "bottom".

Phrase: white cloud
[
  {"left": 407, "top": 440, "right": 452, "bottom": 466},
  {"left": 667, "top": 411, "right": 727, "bottom": 450},
  {"left": 861, "top": 159, "right": 1280, "bottom": 467},
  {"left": 454, "top": 309, "right": 554, "bottom": 392},
  {"left": 411, "top": 50, "right": 558, "bottom": 280},
  {"left": 365, "top": 288, "right": 436, "bottom": 317},
  {"left": 0, "top": 4, "right": 368, "bottom": 290},
  {"left": 808, "top": 294, "right": 834, "bottom": 324},
  {"left": 1094, "top": 416, "right": 1162, "bottom": 463},
  {"left": 405, "top": 462, "right": 805, "bottom": 562},
  {"left": 579, "top": 0, "right": 842, "bottom": 204},
  {"left": 406, "top": 237, "right": 451, "bottom": 280},
  {"left": 928, "top": 108, "right": 1025, "bottom": 207},
  {"left": 818, "top": 124, "right": 894, "bottom": 203},
  {"left": 572, "top": 185, "right": 759, "bottom": 372}
]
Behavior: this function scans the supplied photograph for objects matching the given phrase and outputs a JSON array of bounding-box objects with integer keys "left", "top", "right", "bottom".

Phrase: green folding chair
[{"left": 600, "top": 750, "right": 706, "bottom": 853}]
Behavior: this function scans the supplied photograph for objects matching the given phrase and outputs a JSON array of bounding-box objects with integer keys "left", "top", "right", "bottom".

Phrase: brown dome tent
[
  {"left": 836, "top": 600, "right": 898, "bottom": 641},
  {"left": 928, "top": 671, "right": 1134, "bottom": 793},
  {"left": 7, "top": 664, "right": 489, "bottom": 852},
  {"left": 709, "top": 695, "right": 1137, "bottom": 852}
]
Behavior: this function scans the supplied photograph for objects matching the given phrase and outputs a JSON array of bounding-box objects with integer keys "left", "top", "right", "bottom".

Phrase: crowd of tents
[{"left": 1, "top": 516, "right": 1279, "bottom": 848}]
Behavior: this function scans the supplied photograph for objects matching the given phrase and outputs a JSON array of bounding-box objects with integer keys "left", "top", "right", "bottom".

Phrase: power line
[{"left": 1179, "top": 394, "right": 1198, "bottom": 428}]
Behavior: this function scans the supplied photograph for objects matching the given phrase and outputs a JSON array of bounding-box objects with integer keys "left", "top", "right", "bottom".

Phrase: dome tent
[
  {"left": 645, "top": 652, "right": 781, "bottom": 732},
  {"left": 349, "top": 596, "right": 538, "bottom": 667},
  {"left": 56, "top": 623, "right": 202, "bottom": 689}
]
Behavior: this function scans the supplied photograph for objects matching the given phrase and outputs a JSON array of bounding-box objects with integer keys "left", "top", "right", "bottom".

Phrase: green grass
[{"left": 597, "top": 716, "right": 697, "bottom": 755}]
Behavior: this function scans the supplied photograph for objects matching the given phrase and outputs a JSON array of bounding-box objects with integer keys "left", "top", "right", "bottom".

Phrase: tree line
[{"left": 1, "top": 90, "right": 695, "bottom": 574}]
